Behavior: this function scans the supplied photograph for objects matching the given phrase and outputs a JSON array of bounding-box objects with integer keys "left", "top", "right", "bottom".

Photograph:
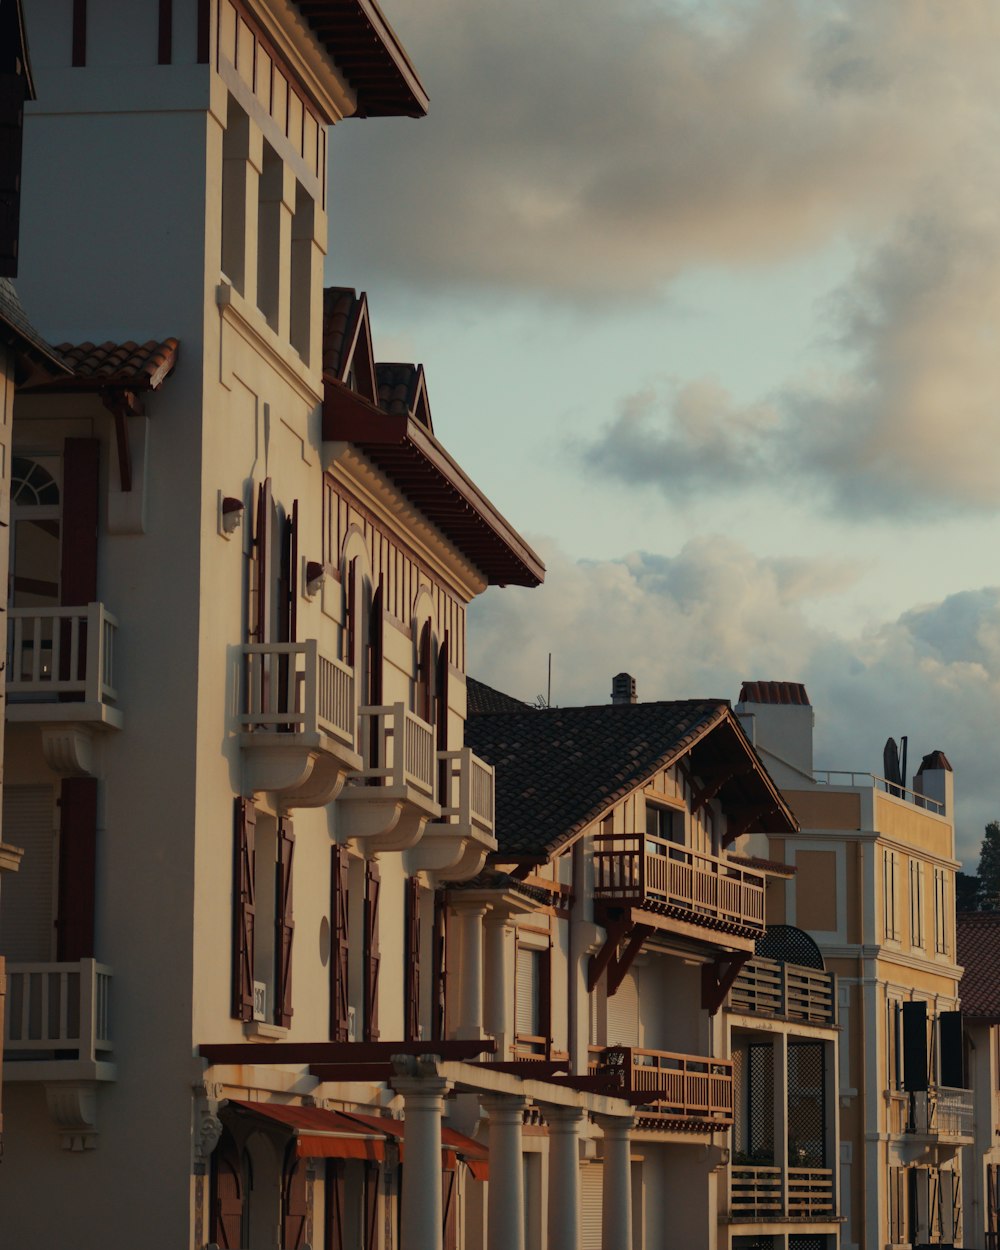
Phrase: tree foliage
[{"left": 977, "top": 821, "right": 1000, "bottom": 912}]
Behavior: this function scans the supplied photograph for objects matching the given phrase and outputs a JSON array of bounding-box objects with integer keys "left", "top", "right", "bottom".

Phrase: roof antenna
[{"left": 534, "top": 653, "right": 553, "bottom": 709}]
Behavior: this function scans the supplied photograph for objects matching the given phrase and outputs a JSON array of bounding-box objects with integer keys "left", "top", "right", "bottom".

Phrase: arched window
[{"left": 9, "top": 455, "right": 61, "bottom": 609}]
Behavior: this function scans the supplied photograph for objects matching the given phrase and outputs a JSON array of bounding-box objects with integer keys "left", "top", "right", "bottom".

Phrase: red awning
[
  {"left": 227, "top": 1101, "right": 488, "bottom": 1177},
  {"left": 227, "top": 1101, "right": 384, "bottom": 1161}
]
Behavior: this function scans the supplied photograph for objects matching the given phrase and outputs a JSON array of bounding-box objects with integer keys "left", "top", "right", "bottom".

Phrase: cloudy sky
[{"left": 326, "top": 0, "right": 1000, "bottom": 866}]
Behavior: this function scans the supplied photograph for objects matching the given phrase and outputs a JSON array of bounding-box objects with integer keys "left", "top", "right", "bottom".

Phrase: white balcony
[
  {"left": 6, "top": 604, "right": 122, "bottom": 729},
  {"left": 406, "top": 748, "right": 497, "bottom": 882},
  {"left": 338, "top": 702, "right": 441, "bottom": 853},
  {"left": 4, "top": 959, "right": 115, "bottom": 1082},
  {"left": 888, "top": 1086, "right": 974, "bottom": 1144},
  {"left": 239, "top": 640, "right": 362, "bottom": 806}
]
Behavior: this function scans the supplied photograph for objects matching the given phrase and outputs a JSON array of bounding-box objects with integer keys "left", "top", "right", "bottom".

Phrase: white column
[
  {"left": 597, "top": 1114, "right": 634, "bottom": 1250},
  {"left": 394, "top": 1075, "right": 452, "bottom": 1250},
  {"left": 484, "top": 913, "right": 512, "bottom": 1055},
  {"left": 483, "top": 1094, "right": 527, "bottom": 1250},
  {"left": 544, "top": 1106, "right": 585, "bottom": 1250},
  {"left": 455, "top": 905, "right": 487, "bottom": 1039}
]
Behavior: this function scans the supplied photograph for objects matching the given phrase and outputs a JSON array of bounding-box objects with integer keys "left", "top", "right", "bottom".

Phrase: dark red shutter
[
  {"left": 0, "top": 1, "right": 31, "bottom": 279},
  {"left": 280, "top": 500, "right": 298, "bottom": 644},
  {"left": 364, "top": 1163, "right": 379, "bottom": 1250},
  {"left": 282, "top": 1148, "right": 308, "bottom": 1249},
  {"left": 369, "top": 580, "right": 383, "bottom": 704},
  {"left": 436, "top": 635, "right": 449, "bottom": 802},
  {"left": 251, "top": 478, "right": 271, "bottom": 643},
  {"left": 71, "top": 0, "right": 87, "bottom": 66},
  {"left": 233, "top": 799, "right": 256, "bottom": 1021},
  {"left": 405, "top": 877, "right": 421, "bottom": 1042},
  {"left": 211, "top": 1130, "right": 244, "bottom": 1249},
  {"left": 443, "top": 1169, "right": 458, "bottom": 1250},
  {"left": 61, "top": 438, "right": 100, "bottom": 606},
  {"left": 157, "top": 0, "right": 172, "bottom": 64},
  {"left": 417, "top": 621, "right": 432, "bottom": 723},
  {"left": 325, "top": 1162, "right": 346, "bottom": 1249},
  {"left": 330, "top": 846, "right": 350, "bottom": 1041},
  {"left": 541, "top": 934, "right": 553, "bottom": 1059},
  {"left": 432, "top": 892, "right": 448, "bottom": 1041},
  {"left": 56, "top": 777, "right": 97, "bottom": 960},
  {"left": 363, "top": 859, "right": 380, "bottom": 1042},
  {"left": 275, "top": 817, "right": 295, "bottom": 1027},
  {"left": 345, "top": 558, "right": 356, "bottom": 665}
]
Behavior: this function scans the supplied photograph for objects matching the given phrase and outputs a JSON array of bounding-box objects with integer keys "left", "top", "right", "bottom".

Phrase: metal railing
[
  {"left": 729, "top": 957, "right": 837, "bottom": 1025},
  {"left": 813, "top": 769, "right": 944, "bottom": 814},
  {"left": 729, "top": 1165, "right": 834, "bottom": 1221},
  {"left": 592, "top": 834, "right": 765, "bottom": 933},
  {"left": 887, "top": 1087, "right": 974, "bottom": 1139},
  {"left": 4, "top": 959, "right": 112, "bottom": 1062},
  {"left": 7, "top": 604, "right": 118, "bottom": 705},
  {"left": 437, "top": 748, "right": 495, "bottom": 833},
  {"left": 356, "top": 702, "right": 435, "bottom": 796},
  {"left": 241, "top": 640, "right": 354, "bottom": 745},
  {"left": 590, "top": 1044, "right": 734, "bottom": 1125}
]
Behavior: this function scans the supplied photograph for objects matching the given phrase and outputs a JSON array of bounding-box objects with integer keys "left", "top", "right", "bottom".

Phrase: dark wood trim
[
  {"left": 158, "top": 0, "right": 173, "bottom": 64},
  {"left": 56, "top": 777, "right": 97, "bottom": 961},
  {"left": 197, "top": 0, "right": 210, "bottom": 63},
  {"left": 700, "top": 952, "right": 750, "bottom": 1016},
  {"left": 200, "top": 1039, "right": 497, "bottom": 1064},
  {"left": 71, "top": 0, "right": 87, "bottom": 67}
]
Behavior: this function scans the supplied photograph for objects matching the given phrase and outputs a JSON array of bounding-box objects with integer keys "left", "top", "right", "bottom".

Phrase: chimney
[
  {"left": 611, "top": 673, "right": 636, "bottom": 705},
  {"left": 913, "top": 750, "right": 954, "bottom": 818},
  {"left": 735, "top": 681, "right": 814, "bottom": 781}
]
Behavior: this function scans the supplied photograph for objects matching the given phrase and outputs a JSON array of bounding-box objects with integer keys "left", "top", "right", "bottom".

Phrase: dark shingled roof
[
  {"left": 322, "top": 287, "right": 362, "bottom": 377},
  {"left": 739, "top": 681, "right": 810, "bottom": 706},
  {"left": 0, "top": 279, "right": 69, "bottom": 374},
  {"left": 917, "top": 750, "right": 953, "bottom": 774},
  {"left": 957, "top": 913, "right": 1000, "bottom": 1021},
  {"left": 467, "top": 677, "right": 531, "bottom": 716},
  {"left": 466, "top": 699, "right": 780, "bottom": 857}
]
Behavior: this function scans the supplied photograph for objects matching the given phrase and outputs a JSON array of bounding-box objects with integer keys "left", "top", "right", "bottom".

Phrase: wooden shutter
[
  {"left": 233, "top": 798, "right": 256, "bottom": 1021},
  {"left": 607, "top": 970, "right": 640, "bottom": 1048},
  {"left": 275, "top": 817, "right": 295, "bottom": 1027},
  {"left": 211, "top": 1130, "right": 244, "bottom": 1249},
  {"left": 541, "top": 935, "right": 553, "bottom": 1055},
  {"left": 443, "top": 1169, "right": 458, "bottom": 1250},
  {"left": 939, "top": 1010, "right": 964, "bottom": 1088},
  {"left": 282, "top": 1149, "right": 308, "bottom": 1250},
  {"left": 369, "top": 580, "right": 383, "bottom": 704},
  {"left": 0, "top": 22, "right": 29, "bottom": 279},
  {"left": 330, "top": 846, "right": 350, "bottom": 1041},
  {"left": 280, "top": 500, "right": 298, "bottom": 644},
  {"left": 432, "top": 892, "right": 448, "bottom": 1040},
  {"left": 515, "top": 945, "right": 540, "bottom": 1037},
  {"left": 60, "top": 438, "right": 99, "bottom": 606},
  {"left": 436, "top": 635, "right": 449, "bottom": 749},
  {"left": 902, "top": 1000, "right": 929, "bottom": 1092},
  {"left": 405, "top": 877, "right": 421, "bottom": 1042},
  {"left": 363, "top": 859, "right": 380, "bottom": 1042},
  {"left": 345, "top": 558, "right": 357, "bottom": 665},
  {"left": 251, "top": 478, "right": 271, "bottom": 644},
  {"left": 56, "top": 777, "right": 97, "bottom": 961},
  {"left": 325, "top": 1162, "right": 346, "bottom": 1250},
  {"left": 416, "top": 621, "right": 432, "bottom": 723},
  {"left": 364, "top": 1161, "right": 379, "bottom": 1250}
]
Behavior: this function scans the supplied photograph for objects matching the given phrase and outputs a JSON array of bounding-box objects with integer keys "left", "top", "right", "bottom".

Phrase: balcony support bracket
[
  {"left": 692, "top": 766, "right": 751, "bottom": 814},
  {"left": 722, "top": 805, "right": 778, "bottom": 848},
  {"left": 44, "top": 1080, "right": 100, "bottom": 1151},
  {"left": 701, "top": 952, "right": 750, "bottom": 1016},
  {"left": 587, "top": 915, "right": 652, "bottom": 997}
]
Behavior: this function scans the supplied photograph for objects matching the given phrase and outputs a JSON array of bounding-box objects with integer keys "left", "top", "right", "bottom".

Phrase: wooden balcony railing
[
  {"left": 888, "top": 1086, "right": 974, "bottom": 1139},
  {"left": 356, "top": 702, "right": 435, "bottom": 796},
  {"left": 7, "top": 604, "right": 118, "bottom": 706},
  {"left": 437, "top": 748, "right": 495, "bottom": 835},
  {"left": 730, "top": 1165, "right": 835, "bottom": 1221},
  {"left": 592, "top": 834, "right": 765, "bottom": 935},
  {"left": 242, "top": 640, "right": 354, "bottom": 745},
  {"left": 590, "top": 1044, "right": 734, "bottom": 1126},
  {"left": 729, "top": 957, "right": 836, "bottom": 1025},
  {"left": 4, "top": 959, "right": 113, "bottom": 1063}
]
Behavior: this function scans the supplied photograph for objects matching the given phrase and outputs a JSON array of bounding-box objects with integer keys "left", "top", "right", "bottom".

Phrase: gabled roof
[
  {"left": 20, "top": 338, "right": 179, "bottom": 393},
  {"left": 377, "top": 362, "right": 432, "bottom": 431},
  {"left": 468, "top": 676, "right": 532, "bottom": 716},
  {"left": 323, "top": 287, "right": 377, "bottom": 401},
  {"left": 465, "top": 699, "right": 797, "bottom": 857},
  {"left": 295, "top": 0, "right": 429, "bottom": 118},
  {"left": 957, "top": 913, "right": 1000, "bottom": 1021}
]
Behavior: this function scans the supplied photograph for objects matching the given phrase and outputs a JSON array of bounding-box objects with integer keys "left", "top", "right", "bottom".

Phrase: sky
[{"left": 325, "top": 0, "right": 1000, "bottom": 868}]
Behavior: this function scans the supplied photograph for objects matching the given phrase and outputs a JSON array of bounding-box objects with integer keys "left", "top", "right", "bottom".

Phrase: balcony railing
[
  {"left": 590, "top": 1044, "right": 734, "bottom": 1126},
  {"left": 4, "top": 959, "right": 112, "bottom": 1064},
  {"left": 357, "top": 702, "right": 435, "bottom": 796},
  {"left": 7, "top": 604, "right": 118, "bottom": 707},
  {"left": 242, "top": 640, "right": 354, "bottom": 745},
  {"left": 592, "top": 834, "right": 765, "bottom": 935},
  {"left": 813, "top": 769, "right": 944, "bottom": 814},
  {"left": 437, "top": 748, "right": 494, "bottom": 835},
  {"left": 888, "top": 1087, "right": 974, "bottom": 1139},
  {"left": 729, "top": 957, "right": 836, "bottom": 1026},
  {"left": 730, "top": 1165, "right": 834, "bottom": 1221}
]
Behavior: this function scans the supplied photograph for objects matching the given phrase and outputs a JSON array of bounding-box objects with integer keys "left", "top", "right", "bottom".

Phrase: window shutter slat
[
  {"left": 364, "top": 859, "right": 380, "bottom": 1041},
  {"left": 276, "top": 817, "right": 295, "bottom": 1027},
  {"left": 233, "top": 799, "right": 256, "bottom": 1021},
  {"left": 330, "top": 846, "right": 350, "bottom": 1041}
]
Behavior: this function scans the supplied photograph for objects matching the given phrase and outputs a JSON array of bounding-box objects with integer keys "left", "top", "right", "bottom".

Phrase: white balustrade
[
  {"left": 7, "top": 604, "right": 118, "bottom": 705},
  {"left": 5, "top": 959, "right": 113, "bottom": 1062},
  {"left": 356, "top": 702, "right": 435, "bottom": 795},
  {"left": 437, "top": 747, "right": 495, "bottom": 834},
  {"left": 241, "top": 639, "right": 354, "bottom": 745}
]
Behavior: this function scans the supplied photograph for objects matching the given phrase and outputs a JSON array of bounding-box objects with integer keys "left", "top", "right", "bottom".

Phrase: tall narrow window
[
  {"left": 910, "top": 859, "right": 926, "bottom": 949},
  {"left": 257, "top": 140, "right": 282, "bottom": 330},
  {"left": 221, "top": 97, "right": 250, "bottom": 293},
  {"left": 289, "top": 182, "right": 314, "bottom": 362},
  {"left": 883, "top": 849, "right": 901, "bottom": 942},
  {"left": 934, "top": 868, "right": 950, "bottom": 955}
]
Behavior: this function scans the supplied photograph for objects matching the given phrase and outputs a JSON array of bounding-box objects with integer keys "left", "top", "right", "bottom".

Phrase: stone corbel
[
  {"left": 192, "top": 1081, "right": 226, "bottom": 1175},
  {"left": 45, "top": 1081, "right": 99, "bottom": 1151},
  {"left": 41, "top": 726, "right": 97, "bottom": 778}
]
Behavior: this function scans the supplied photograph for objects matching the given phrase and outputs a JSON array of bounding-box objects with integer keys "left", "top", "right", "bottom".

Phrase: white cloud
[{"left": 470, "top": 538, "right": 1000, "bottom": 865}]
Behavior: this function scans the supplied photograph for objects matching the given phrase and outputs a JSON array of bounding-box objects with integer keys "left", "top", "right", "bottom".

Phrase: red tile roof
[
  {"left": 55, "top": 338, "right": 179, "bottom": 389},
  {"left": 957, "top": 913, "right": 1000, "bottom": 1020},
  {"left": 738, "top": 681, "right": 811, "bottom": 706}
]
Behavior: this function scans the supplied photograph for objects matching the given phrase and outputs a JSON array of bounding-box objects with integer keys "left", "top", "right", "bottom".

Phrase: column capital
[
  {"left": 594, "top": 1112, "right": 635, "bottom": 1138},
  {"left": 541, "top": 1104, "right": 587, "bottom": 1129},
  {"left": 481, "top": 1092, "right": 527, "bottom": 1122},
  {"left": 392, "top": 1075, "right": 452, "bottom": 1103}
]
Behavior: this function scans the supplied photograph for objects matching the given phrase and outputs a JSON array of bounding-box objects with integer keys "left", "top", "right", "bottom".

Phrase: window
[
  {"left": 257, "top": 139, "right": 282, "bottom": 330},
  {"left": 882, "top": 849, "right": 901, "bottom": 942},
  {"left": 289, "top": 181, "right": 314, "bottom": 362},
  {"left": 221, "top": 96, "right": 250, "bottom": 292},
  {"left": 232, "top": 800, "right": 294, "bottom": 1028},
  {"left": 10, "top": 454, "right": 61, "bottom": 614},
  {"left": 514, "top": 941, "right": 550, "bottom": 1057},
  {"left": 910, "top": 859, "right": 926, "bottom": 949},
  {"left": 887, "top": 998, "right": 903, "bottom": 1090},
  {"left": 934, "top": 867, "right": 950, "bottom": 955}
]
